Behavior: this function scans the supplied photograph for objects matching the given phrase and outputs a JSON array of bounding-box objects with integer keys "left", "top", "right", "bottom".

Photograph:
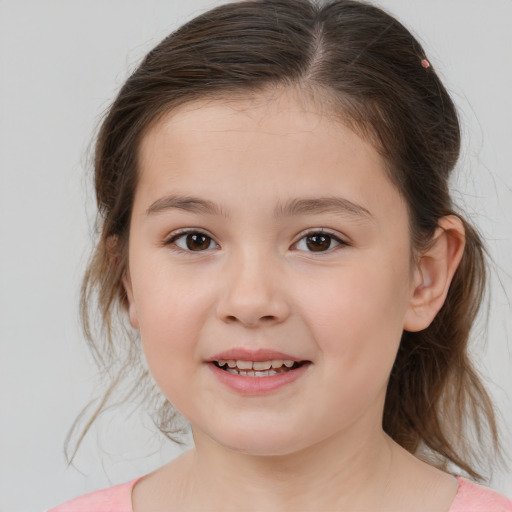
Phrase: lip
[
  {"left": 207, "top": 347, "right": 305, "bottom": 363},
  {"left": 205, "top": 347, "right": 311, "bottom": 395},
  {"left": 207, "top": 360, "right": 311, "bottom": 395}
]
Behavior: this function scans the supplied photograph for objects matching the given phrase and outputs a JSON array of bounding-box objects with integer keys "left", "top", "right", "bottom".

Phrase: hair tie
[{"left": 421, "top": 58, "right": 430, "bottom": 69}]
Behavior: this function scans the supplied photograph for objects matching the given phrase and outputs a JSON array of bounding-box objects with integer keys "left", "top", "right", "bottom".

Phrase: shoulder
[
  {"left": 47, "top": 478, "right": 140, "bottom": 512},
  {"left": 450, "top": 477, "right": 512, "bottom": 512}
]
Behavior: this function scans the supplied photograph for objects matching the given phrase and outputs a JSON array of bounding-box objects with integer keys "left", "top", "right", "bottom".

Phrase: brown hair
[{"left": 71, "top": 0, "right": 500, "bottom": 480}]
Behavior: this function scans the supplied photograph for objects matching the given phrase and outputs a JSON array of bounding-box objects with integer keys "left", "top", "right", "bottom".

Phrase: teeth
[
  {"left": 253, "top": 361, "right": 272, "bottom": 370},
  {"left": 216, "top": 359, "right": 298, "bottom": 371},
  {"left": 225, "top": 368, "right": 281, "bottom": 377}
]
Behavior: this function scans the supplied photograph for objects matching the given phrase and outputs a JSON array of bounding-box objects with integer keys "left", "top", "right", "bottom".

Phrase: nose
[{"left": 216, "top": 251, "right": 291, "bottom": 328}]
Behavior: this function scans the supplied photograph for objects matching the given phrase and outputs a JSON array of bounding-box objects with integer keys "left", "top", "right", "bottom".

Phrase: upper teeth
[{"left": 217, "top": 359, "right": 295, "bottom": 370}]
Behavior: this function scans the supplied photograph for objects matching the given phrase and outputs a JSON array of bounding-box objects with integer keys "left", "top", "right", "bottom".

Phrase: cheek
[
  {"left": 293, "top": 264, "right": 409, "bottom": 433},
  {"left": 300, "top": 259, "right": 410, "bottom": 380},
  {"left": 132, "top": 269, "right": 213, "bottom": 397}
]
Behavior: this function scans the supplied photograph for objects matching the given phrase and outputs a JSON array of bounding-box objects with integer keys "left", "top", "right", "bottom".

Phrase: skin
[{"left": 124, "top": 90, "right": 465, "bottom": 511}]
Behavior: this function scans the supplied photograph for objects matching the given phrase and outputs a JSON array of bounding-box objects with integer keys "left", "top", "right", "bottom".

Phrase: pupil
[
  {"left": 186, "top": 233, "right": 210, "bottom": 251},
  {"left": 306, "top": 234, "right": 330, "bottom": 252}
]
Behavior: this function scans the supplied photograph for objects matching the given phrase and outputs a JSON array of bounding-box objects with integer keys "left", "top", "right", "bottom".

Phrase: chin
[{"left": 200, "top": 421, "right": 312, "bottom": 457}]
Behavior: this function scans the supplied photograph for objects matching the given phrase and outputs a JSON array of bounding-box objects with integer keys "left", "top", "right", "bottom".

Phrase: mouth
[
  {"left": 207, "top": 351, "right": 311, "bottom": 393},
  {"left": 211, "top": 359, "right": 307, "bottom": 377}
]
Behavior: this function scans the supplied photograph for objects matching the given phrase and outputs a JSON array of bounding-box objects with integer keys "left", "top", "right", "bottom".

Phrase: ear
[
  {"left": 122, "top": 270, "right": 140, "bottom": 330},
  {"left": 403, "top": 215, "right": 465, "bottom": 332}
]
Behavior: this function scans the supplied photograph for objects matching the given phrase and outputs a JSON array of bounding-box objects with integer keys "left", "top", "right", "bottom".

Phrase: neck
[{"left": 179, "top": 427, "right": 394, "bottom": 511}]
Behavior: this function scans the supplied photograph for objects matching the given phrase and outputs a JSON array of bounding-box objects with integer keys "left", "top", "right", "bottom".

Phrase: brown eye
[
  {"left": 170, "top": 231, "right": 217, "bottom": 252},
  {"left": 306, "top": 234, "right": 332, "bottom": 252},
  {"left": 294, "top": 231, "right": 343, "bottom": 253},
  {"left": 186, "top": 233, "right": 211, "bottom": 251}
]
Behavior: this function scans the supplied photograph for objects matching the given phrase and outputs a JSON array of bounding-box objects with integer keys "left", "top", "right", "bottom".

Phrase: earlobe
[
  {"left": 122, "top": 270, "right": 139, "bottom": 330},
  {"left": 404, "top": 215, "right": 465, "bottom": 332}
]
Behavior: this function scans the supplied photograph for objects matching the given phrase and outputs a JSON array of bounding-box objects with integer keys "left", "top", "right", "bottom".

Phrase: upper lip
[{"left": 207, "top": 347, "right": 307, "bottom": 363}]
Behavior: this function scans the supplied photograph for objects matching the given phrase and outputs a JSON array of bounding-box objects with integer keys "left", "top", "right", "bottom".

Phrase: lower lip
[{"left": 207, "top": 362, "right": 311, "bottom": 395}]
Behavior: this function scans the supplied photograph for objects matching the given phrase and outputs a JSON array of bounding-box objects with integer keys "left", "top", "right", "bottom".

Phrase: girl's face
[{"left": 125, "top": 91, "right": 419, "bottom": 456}]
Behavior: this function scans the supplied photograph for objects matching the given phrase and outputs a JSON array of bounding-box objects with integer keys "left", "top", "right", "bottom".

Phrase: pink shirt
[{"left": 49, "top": 476, "right": 512, "bottom": 511}]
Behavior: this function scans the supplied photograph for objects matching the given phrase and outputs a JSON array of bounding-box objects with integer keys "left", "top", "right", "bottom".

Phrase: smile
[
  {"left": 213, "top": 359, "right": 302, "bottom": 377},
  {"left": 208, "top": 356, "right": 311, "bottom": 394}
]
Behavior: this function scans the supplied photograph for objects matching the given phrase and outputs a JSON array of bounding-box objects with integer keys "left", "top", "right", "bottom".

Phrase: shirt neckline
[{"left": 128, "top": 475, "right": 466, "bottom": 511}]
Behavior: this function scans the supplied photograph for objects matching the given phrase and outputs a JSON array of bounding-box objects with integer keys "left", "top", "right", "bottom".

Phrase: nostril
[{"left": 223, "top": 314, "right": 277, "bottom": 325}]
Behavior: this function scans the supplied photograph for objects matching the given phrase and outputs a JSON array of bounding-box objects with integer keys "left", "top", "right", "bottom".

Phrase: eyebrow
[
  {"left": 146, "top": 194, "right": 373, "bottom": 221},
  {"left": 146, "top": 195, "right": 227, "bottom": 217},
  {"left": 275, "top": 197, "right": 374, "bottom": 221}
]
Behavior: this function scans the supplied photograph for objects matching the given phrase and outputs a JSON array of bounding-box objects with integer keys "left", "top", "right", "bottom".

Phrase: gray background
[{"left": 1, "top": 1, "right": 511, "bottom": 510}]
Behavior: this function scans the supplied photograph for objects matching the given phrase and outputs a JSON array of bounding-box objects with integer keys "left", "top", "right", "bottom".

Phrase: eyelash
[
  {"left": 164, "top": 228, "right": 348, "bottom": 254},
  {"left": 164, "top": 229, "right": 219, "bottom": 253},
  {"left": 292, "top": 229, "right": 348, "bottom": 253}
]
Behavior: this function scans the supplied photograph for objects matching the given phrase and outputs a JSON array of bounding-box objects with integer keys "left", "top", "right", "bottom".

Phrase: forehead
[
  {"left": 140, "top": 90, "right": 379, "bottom": 168},
  {"left": 136, "top": 89, "right": 404, "bottom": 222},
  {"left": 141, "top": 89, "right": 338, "bottom": 151}
]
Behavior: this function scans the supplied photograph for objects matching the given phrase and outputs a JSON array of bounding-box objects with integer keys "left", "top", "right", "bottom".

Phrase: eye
[
  {"left": 293, "top": 231, "right": 345, "bottom": 253},
  {"left": 166, "top": 230, "right": 219, "bottom": 252}
]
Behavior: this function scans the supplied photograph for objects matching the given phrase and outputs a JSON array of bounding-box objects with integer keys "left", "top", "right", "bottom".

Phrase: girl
[{"left": 50, "top": 0, "right": 511, "bottom": 510}]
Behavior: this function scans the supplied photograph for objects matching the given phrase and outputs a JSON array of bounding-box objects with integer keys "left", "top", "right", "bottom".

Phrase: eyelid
[
  {"left": 163, "top": 228, "right": 220, "bottom": 252},
  {"left": 291, "top": 228, "right": 349, "bottom": 252}
]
